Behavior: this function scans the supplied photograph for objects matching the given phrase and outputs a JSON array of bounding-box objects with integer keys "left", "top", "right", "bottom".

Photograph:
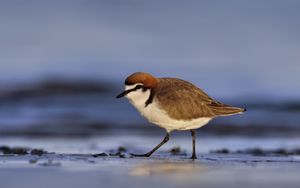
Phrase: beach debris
[
  {"left": 0, "top": 146, "right": 28, "bottom": 155},
  {"left": 92, "top": 153, "right": 108, "bottom": 157},
  {"left": 211, "top": 148, "right": 300, "bottom": 156},
  {"left": 169, "top": 147, "right": 187, "bottom": 156},
  {"left": 0, "top": 146, "right": 47, "bottom": 156},
  {"left": 236, "top": 148, "right": 265, "bottom": 156},
  {"left": 30, "top": 149, "right": 46, "bottom": 156},
  {"left": 212, "top": 148, "right": 230, "bottom": 154},
  {"left": 109, "top": 146, "right": 128, "bottom": 158}
]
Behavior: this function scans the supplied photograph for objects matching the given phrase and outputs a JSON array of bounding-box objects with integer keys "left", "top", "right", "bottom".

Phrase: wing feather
[{"left": 155, "top": 78, "right": 244, "bottom": 120}]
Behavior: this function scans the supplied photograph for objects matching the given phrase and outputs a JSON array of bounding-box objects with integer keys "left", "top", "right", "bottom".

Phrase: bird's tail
[{"left": 208, "top": 103, "right": 247, "bottom": 117}]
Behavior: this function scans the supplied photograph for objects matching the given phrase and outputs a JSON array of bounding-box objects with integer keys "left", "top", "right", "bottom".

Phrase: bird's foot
[
  {"left": 130, "top": 153, "right": 151, "bottom": 157},
  {"left": 190, "top": 155, "right": 197, "bottom": 160}
]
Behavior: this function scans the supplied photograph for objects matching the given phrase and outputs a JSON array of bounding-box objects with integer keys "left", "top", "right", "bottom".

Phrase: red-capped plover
[{"left": 117, "top": 72, "right": 246, "bottom": 159}]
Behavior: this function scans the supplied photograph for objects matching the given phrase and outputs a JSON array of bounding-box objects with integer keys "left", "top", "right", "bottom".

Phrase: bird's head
[{"left": 116, "top": 72, "right": 158, "bottom": 99}]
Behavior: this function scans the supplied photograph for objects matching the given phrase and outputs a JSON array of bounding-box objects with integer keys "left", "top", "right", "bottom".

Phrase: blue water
[
  {"left": 0, "top": 1, "right": 300, "bottom": 98},
  {"left": 0, "top": 1, "right": 299, "bottom": 132}
]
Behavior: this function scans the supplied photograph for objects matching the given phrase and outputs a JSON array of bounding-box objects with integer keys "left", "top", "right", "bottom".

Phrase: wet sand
[
  {"left": 1, "top": 135, "right": 300, "bottom": 188},
  {"left": 1, "top": 152, "right": 300, "bottom": 188}
]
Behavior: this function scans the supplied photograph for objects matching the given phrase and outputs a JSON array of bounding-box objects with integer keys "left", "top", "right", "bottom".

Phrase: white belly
[
  {"left": 125, "top": 85, "right": 211, "bottom": 132},
  {"left": 139, "top": 100, "right": 211, "bottom": 132}
]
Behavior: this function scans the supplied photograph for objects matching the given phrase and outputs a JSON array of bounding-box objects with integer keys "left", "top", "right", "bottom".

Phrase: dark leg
[
  {"left": 191, "top": 129, "right": 197, "bottom": 160},
  {"left": 131, "top": 133, "right": 170, "bottom": 157}
]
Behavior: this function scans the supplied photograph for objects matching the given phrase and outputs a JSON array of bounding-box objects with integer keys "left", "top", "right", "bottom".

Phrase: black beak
[{"left": 116, "top": 90, "right": 128, "bottom": 98}]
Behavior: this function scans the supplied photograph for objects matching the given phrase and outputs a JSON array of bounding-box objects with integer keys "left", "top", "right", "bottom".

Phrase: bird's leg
[
  {"left": 131, "top": 133, "right": 170, "bottom": 157},
  {"left": 190, "top": 129, "right": 197, "bottom": 160}
]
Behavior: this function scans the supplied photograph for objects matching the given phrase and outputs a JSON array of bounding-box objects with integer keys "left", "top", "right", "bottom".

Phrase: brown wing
[{"left": 155, "top": 78, "right": 244, "bottom": 120}]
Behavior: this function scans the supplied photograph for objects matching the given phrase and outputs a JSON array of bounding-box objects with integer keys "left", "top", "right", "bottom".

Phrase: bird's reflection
[{"left": 129, "top": 162, "right": 207, "bottom": 176}]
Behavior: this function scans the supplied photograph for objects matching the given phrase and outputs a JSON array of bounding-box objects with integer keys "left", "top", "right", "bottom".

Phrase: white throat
[{"left": 125, "top": 84, "right": 151, "bottom": 109}]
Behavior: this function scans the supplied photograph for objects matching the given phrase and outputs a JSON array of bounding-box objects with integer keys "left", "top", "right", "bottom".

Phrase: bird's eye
[{"left": 135, "top": 85, "right": 143, "bottom": 89}]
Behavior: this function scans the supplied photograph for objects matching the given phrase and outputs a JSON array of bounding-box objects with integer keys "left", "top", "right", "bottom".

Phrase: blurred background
[{"left": 0, "top": 0, "right": 299, "bottom": 137}]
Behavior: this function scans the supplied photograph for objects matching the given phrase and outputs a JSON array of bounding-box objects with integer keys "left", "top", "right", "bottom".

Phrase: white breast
[{"left": 125, "top": 85, "right": 212, "bottom": 133}]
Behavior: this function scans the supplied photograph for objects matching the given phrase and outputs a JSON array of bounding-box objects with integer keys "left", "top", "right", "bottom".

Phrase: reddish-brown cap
[{"left": 125, "top": 72, "right": 158, "bottom": 88}]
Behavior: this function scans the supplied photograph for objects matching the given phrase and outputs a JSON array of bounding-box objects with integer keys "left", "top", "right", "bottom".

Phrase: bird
[{"left": 116, "top": 72, "right": 246, "bottom": 160}]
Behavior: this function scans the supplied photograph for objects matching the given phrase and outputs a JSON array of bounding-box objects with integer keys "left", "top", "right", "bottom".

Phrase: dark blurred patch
[
  {"left": 211, "top": 148, "right": 300, "bottom": 156},
  {"left": 169, "top": 147, "right": 187, "bottom": 156},
  {"left": 0, "top": 146, "right": 47, "bottom": 156},
  {"left": 0, "top": 121, "right": 112, "bottom": 137},
  {"left": 31, "top": 149, "right": 47, "bottom": 156},
  {"left": 211, "top": 148, "right": 229, "bottom": 154},
  {"left": 1, "top": 122, "right": 300, "bottom": 138},
  {"left": 92, "top": 153, "right": 108, "bottom": 157},
  {"left": 0, "top": 79, "right": 116, "bottom": 103},
  {"left": 0, "top": 146, "right": 28, "bottom": 155},
  {"left": 109, "top": 146, "right": 128, "bottom": 158}
]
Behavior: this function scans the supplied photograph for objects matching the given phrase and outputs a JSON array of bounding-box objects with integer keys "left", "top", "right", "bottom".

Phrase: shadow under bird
[{"left": 116, "top": 72, "right": 246, "bottom": 160}]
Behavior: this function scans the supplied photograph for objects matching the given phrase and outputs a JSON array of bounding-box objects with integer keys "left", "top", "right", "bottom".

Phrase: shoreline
[{"left": 1, "top": 123, "right": 300, "bottom": 138}]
